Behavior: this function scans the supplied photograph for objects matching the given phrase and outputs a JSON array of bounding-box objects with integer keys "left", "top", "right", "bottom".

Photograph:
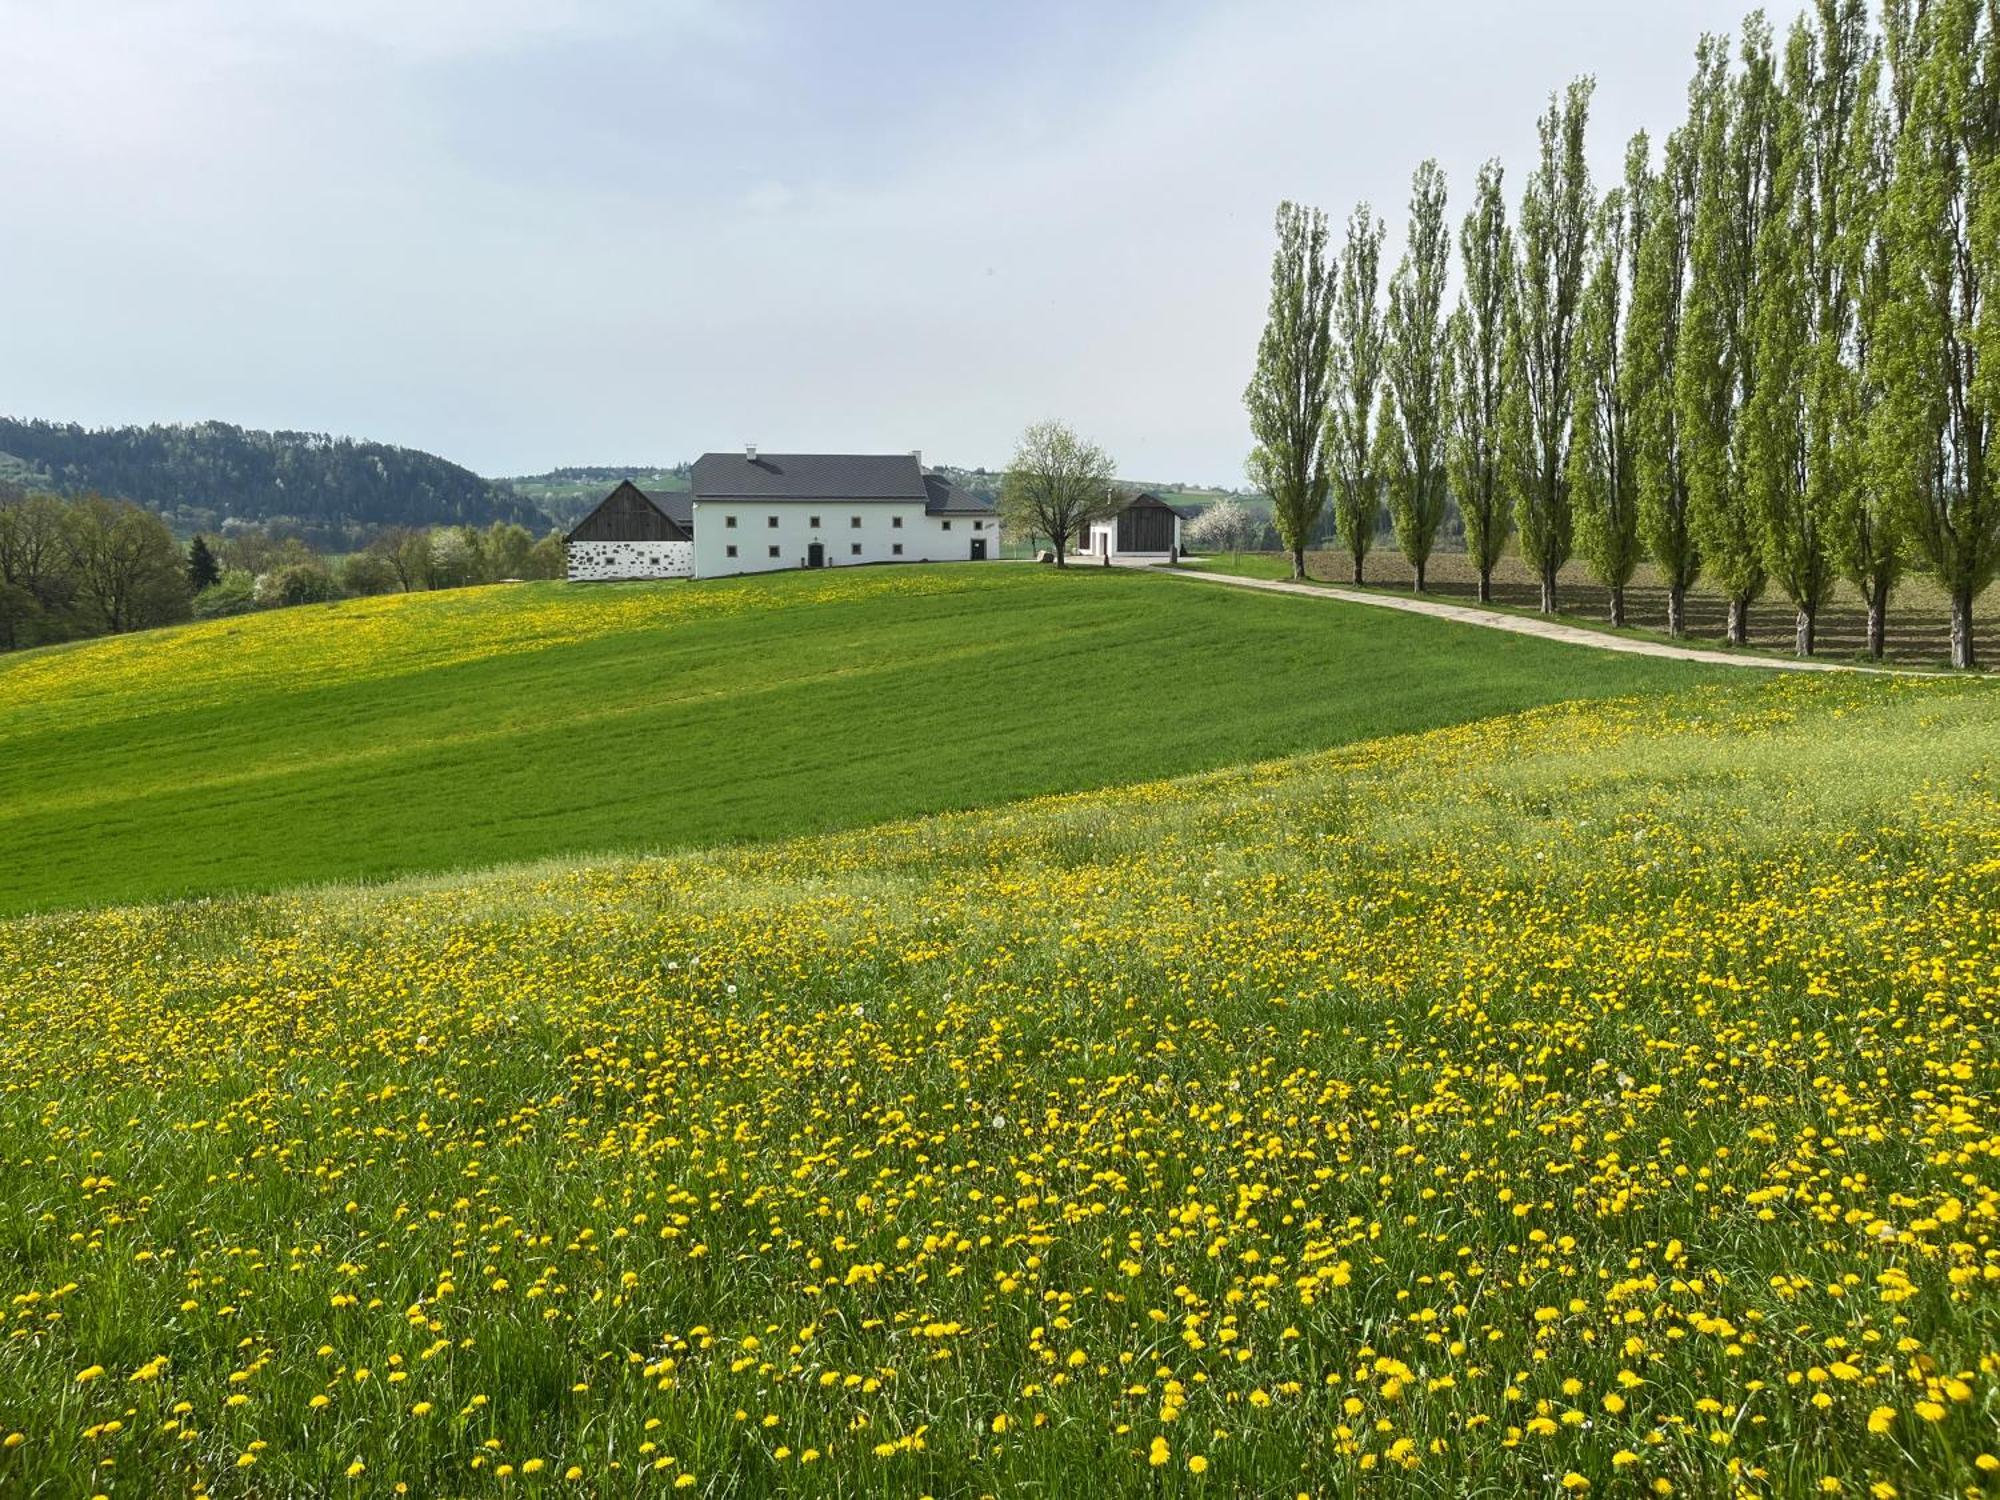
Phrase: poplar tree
[
  {"left": 1680, "top": 17, "right": 1781, "bottom": 646},
  {"left": 1628, "top": 47, "right": 1722, "bottom": 640},
  {"left": 1506, "top": 78, "right": 1596, "bottom": 615},
  {"left": 1449, "top": 162, "right": 1515, "bottom": 604},
  {"left": 1569, "top": 139, "right": 1649, "bottom": 626},
  {"left": 1748, "top": 16, "right": 1838, "bottom": 656},
  {"left": 1874, "top": 0, "right": 1998, "bottom": 668},
  {"left": 1328, "top": 204, "right": 1387, "bottom": 585},
  {"left": 1833, "top": 7, "right": 1902, "bottom": 658},
  {"left": 1244, "top": 202, "right": 1338, "bottom": 581},
  {"left": 1381, "top": 161, "right": 1452, "bottom": 592}
]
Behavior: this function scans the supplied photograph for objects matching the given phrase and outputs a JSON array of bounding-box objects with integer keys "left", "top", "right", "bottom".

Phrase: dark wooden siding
[
  {"left": 1117, "top": 505, "right": 1175, "bottom": 553},
  {"left": 568, "top": 483, "right": 689, "bottom": 543}
]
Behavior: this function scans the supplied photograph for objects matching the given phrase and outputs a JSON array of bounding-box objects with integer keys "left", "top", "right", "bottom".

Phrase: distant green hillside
[
  {"left": 0, "top": 565, "right": 1723, "bottom": 914},
  {"left": 0, "top": 417, "right": 543, "bottom": 544}
]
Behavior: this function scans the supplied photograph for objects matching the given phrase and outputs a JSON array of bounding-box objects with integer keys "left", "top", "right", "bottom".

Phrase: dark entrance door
[
  {"left": 807, "top": 542, "right": 825, "bottom": 569},
  {"left": 971, "top": 538, "right": 987, "bottom": 561}
]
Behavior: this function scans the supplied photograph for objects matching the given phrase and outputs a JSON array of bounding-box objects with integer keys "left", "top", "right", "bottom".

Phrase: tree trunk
[
  {"left": 1794, "top": 603, "right": 1815, "bottom": 658},
  {"left": 1413, "top": 559, "right": 1426, "bottom": 593},
  {"left": 1538, "top": 563, "right": 1557, "bottom": 616},
  {"left": 1865, "top": 575, "right": 1888, "bottom": 661},
  {"left": 1952, "top": 585, "right": 1976, "bottom": 669},
  {"left": 1351, "top": 552, "right": 1364, "bottom": 586},
  {"left": 1291, "top": 546, "right": 1305, "bottom": 581},
  {"left": 1608, "top": 584, "right": 1626, "bottom": 628},
  {"left": 1477, "top": 568, "right": 1493, "bottom": 605},
  {"left": 1726, "top": 596, "right": 1749, "bottom": 647},
  {"left": 1666, "top": 582, "right": 1686, "bottom": 639},
  {"left": 1054, "top": 538, "right": 1066, "bottom": 569}
]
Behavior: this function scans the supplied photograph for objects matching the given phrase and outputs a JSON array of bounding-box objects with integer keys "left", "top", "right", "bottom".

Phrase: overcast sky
[{"left": 2, "top": 0, "right": 1766, "bottom": 485}]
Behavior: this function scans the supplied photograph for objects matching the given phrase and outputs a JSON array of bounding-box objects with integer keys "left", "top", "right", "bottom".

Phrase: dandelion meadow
[{"left": 0, "top": 669, "right": 1995, "bottom": 1497}]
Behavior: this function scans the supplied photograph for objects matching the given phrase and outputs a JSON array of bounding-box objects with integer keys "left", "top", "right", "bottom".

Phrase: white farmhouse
[{"left": 564, "top": 449, "right": 998, "bottom": 582}]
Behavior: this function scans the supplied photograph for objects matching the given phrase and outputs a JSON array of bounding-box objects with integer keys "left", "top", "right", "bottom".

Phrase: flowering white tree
[{"left": 1186, "top": 498, "right": 1260, "bottom": 561}]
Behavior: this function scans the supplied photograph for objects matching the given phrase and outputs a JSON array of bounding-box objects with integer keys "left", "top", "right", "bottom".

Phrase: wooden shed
[{"left": 1083, "top": 491, "right": 1184, "bottom": 561}]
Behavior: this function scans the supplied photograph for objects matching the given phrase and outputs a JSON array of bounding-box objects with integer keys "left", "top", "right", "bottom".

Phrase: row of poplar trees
[{"left": 1245, "top": 0, "right": 2000, "bottom": 667}]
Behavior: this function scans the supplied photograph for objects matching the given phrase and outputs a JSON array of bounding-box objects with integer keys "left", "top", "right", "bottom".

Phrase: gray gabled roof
[
  {"left": 621, "top": 482, "right": 693, "bottom": 531},
  {"left": 655, "top": 488, "right": 694, "bottom": 530},
  {"left": 922, "top": 473, "right": 995, "bottom": 516},
  {"left": 690, "top": 452, "right": 928, "bottom": 501}
]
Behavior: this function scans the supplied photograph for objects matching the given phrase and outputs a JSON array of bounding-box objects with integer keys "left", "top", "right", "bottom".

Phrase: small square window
[
  {"left": 892, "top": 543, "right": 903, "bottom": 556},
  {"left": 850, "top": 543, "right": 862, "bottom": 556},
  {"left": 768, "top": 545, "right": 780, "bottom": 558},
  {"left": 725, "top": 514, "right": 737, "bottom": 528},
  {"left": 809, "top": 515, "right": 821, "bottom": 528},
  {"left": 767, "top": 515, "right": 778, "bottom": 528},
  {"left": 850, "top": 515, "right": 861, "bottom": 528},
  {"left": 725, "top": 544, "right": 738, "bottom": 558},
  {"left": 942, "top": 520, "right": 952, "bottom": 531},
  {"left": 892, "top": 516, "right": 903, "bottom": 529},
  {"left": 974, "top": 520, "right": 984, "bottom": 531}
]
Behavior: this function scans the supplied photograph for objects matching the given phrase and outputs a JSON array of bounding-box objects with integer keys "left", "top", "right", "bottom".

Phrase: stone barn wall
[{"left": 565, "top": 540, "right": 694, "bottom": 582}]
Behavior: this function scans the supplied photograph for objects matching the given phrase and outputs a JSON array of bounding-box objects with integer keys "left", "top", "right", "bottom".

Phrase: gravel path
[{"left": 1155, "top": 566, "right": 1920, "bottom": 674}]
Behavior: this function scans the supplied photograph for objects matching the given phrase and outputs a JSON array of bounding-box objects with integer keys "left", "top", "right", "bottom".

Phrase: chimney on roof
[
  {"left": 745, "top": 442, "right": 758, "bottom": 462},
  {"left": 910, "top": 448, "right": 923, "bottom": 469}
]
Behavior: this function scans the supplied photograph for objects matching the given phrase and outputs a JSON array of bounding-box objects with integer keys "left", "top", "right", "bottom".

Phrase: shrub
[
  {"left": 191, "top": 576, "right": 260, "bottom": 624},
  {"left": 256, "top": 561, "right": 339, "bottom": 608},
  {"left": 523, "top": 533, "right": 566, "bottom": 579},
  {"left": 339, "top": 552, "right": 400, "bottom": 597},
  {"left": 193, "top": 570, "right": 260, "bottom": 619},
  {"left": 427, "top": 528, "right": 485, "bottom": 589}
]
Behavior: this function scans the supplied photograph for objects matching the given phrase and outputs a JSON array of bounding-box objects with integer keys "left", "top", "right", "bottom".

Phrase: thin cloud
[{"left": 0, "top": 0, "right": 1769, "bottom": 484}]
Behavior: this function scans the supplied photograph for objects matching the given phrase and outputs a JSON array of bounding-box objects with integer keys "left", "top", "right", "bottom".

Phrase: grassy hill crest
[{"left": 0, "top": 564, "right": 1725, "bottom": 913}]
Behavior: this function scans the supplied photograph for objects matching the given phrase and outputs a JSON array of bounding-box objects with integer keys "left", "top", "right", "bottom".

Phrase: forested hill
[{"left": 0, "top": 418, "right": 542, "bottom": 542}]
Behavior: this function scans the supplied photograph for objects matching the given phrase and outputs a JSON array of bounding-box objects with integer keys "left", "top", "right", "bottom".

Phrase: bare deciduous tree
[{"left": 999, "top": 421, "right": 1117, "bottom": 568}]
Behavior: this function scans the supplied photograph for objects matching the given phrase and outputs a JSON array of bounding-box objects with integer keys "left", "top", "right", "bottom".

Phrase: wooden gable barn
[
  {"left": 1114, "top": 492, "right": 1181, "bottom": 553},
  {"left": 1082, "top": 490, "right": 1184, "bottom": 562},
  {"left": 564, "top": 481, "right": 695, "bottom": 581}
]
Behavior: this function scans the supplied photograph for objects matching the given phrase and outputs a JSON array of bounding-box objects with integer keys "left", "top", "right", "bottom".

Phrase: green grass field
[
  {"left": 0, "top": 564, "right": 1727, "bottom": 914},
  {"left": 0, "top": 670, "right": 1994, "bottom": 1497}
]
